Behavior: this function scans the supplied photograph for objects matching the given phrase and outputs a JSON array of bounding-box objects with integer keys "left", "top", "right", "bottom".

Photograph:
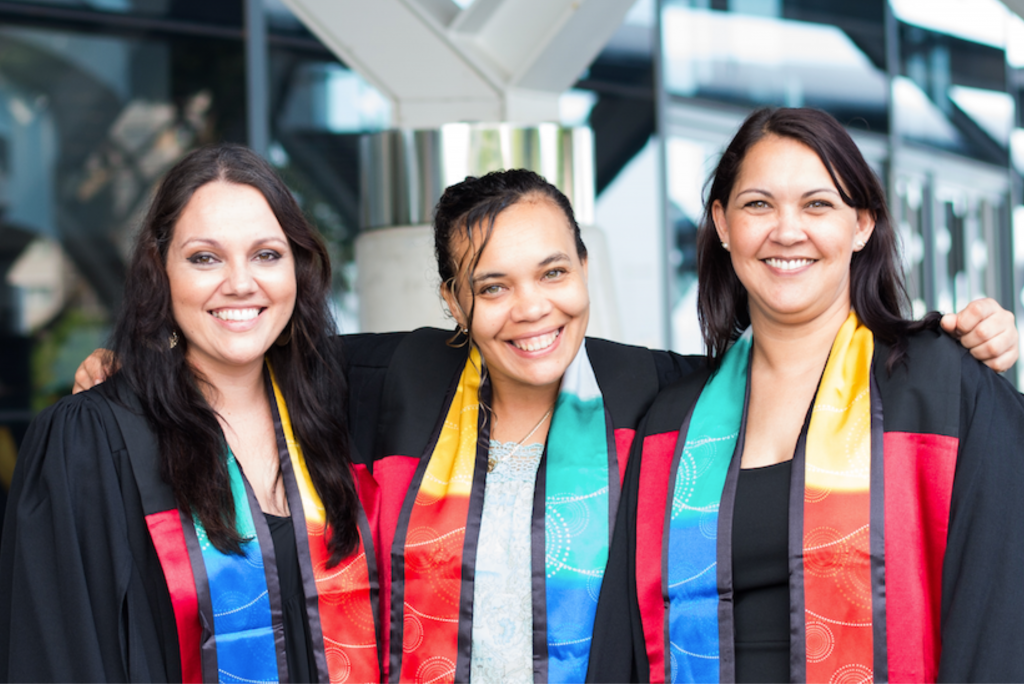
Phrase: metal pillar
[{"left": 245, "top": 0, "right": 269, "bottom": 157}]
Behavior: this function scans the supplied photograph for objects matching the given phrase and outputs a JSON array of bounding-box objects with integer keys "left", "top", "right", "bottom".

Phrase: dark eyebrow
[
  {"left": 540, "top": 252, "right": 571, "bottom": 267},
  {"left": 735, "top": 189, "right": 773, "bottom": 200},
  {"left": 802, "top": 188, "right": 840, "bottom": 198},
  {"left": 734, "top": 188, "right": 840, "bottom": 200},
  {"left": 471, "top": 252, "right": 572, "bottom": 285},
  {"left": 180, "top": 237, "right": 223, "bottom": 249},
  {"left": 180, "top": 236, "right": 288, "bottom": 249},
  {"left": 472, "top": 270, "right": 506, "bottom": 283}
]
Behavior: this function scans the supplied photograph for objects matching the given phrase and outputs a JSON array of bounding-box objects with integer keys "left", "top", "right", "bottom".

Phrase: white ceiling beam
[
  {"left": 457, "top": 0, "right": 634, "bottom": 91},
  {"left": 283, "top": 0, "right": 635, "bottom": 128},
  {"left": 283, "top": 0, "right": 502, "bottom": 127}
]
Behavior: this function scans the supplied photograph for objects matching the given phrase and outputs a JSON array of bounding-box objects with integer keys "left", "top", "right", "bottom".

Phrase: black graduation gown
[
  {"left": 0, "top": 377, "right": 320, "bottom": 683},
  {"left": 589, "top": 331, "right": 1024, "bottom": 682},
  {"left": 336, "top": 328, "right": 701, "bottom": 682},
  {"left": 0, "top": 378, "right": 180, "bottom": 682}
]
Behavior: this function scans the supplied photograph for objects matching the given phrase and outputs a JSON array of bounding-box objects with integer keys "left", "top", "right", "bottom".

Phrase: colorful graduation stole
[
  {"left": 665, "top": 328, "right": 749, "bottom": 682},
  {"left": 800, "top": 316, "right": 875, "bottom": 683},
  {"left": 657, "top": 312, "right": 953, "bottom": 683},
  {"left": 391, "top": 342, "right": 615, "bottom": 683},
  {"left": 144, "top": 366, "right": 381, "bottom": 684},
  {"left": 391, "top": 347, "right": 482, "bottom": 684},
  {"left": 542, "top": 342, "right": 614, "bottom": 683}
]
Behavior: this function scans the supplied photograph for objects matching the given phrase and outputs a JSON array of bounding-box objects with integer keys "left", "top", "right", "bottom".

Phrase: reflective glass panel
[
  {"left": 0, "top": 22, "right": 244, "bottom": 451},
  {"left": 895, "top": 5, "right": 1010, "bottom": 164},
  {"left": 662, "top": 0, "right": 888, "bottom": 132},
  {"left": 581, "top": 0, "right": 656, "bottom": 195},
  {"left": 892, "top": 176, "right": 929, "bottom": 317},
  {"left": 931, "top": 188, "right": 1002, "bottom": 314},
  {"left": 666, "top": 134, "right": 723, "bottom": 354}
]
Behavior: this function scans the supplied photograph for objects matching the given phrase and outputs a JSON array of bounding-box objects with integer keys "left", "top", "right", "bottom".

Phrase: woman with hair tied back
[
  {"left": 72, "top": 166, "right": 1016, "bottom": 683},
  {"left": 0, "top": 145, "right": 381, "bottom": 683},
  {"left": 590, "top": 107, "right": 1024, "bottom": 683},
  {"left": 348, "top": 169, "right": 699, "bottom": 684}
]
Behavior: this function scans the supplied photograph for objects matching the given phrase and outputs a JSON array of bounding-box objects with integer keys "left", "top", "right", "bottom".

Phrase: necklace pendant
[{"left": 487, "top": 457, "right": 497, "bottom": 473}]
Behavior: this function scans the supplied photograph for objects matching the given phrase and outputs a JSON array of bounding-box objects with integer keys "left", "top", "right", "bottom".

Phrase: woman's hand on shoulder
[
  {"left": 73, "top": 349, "right": 116, "bottom": 393},
  {"left": 941, "top": 297, "right": 1019, "bottom": 372}
]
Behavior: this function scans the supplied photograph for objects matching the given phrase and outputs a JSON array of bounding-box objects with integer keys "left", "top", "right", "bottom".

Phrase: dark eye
[
  {"left": 807, "top": 199, "right": 834, "bottom": 209},
  {"left": 187, "top": 253, "right": 217, "bottom": 265},
  {"left": 744, "top": 200, "right": 769, "bottom": 209},
  {"left": 254, "top": 250, "right": 282, "bottom": 263}
]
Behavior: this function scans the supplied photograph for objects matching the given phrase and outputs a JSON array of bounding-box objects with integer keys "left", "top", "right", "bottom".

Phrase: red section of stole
[
  {"left": 883, "top": 431, "right": 958, "bottom": 682},
  {"left": 308, "top": 519, "right": 380, "bottom": 683},
  {"left": 803, "top": 488, "right": 873, "bottom": 682},
  {"left": 145, "top": 510, "right": 202, "bottom": 684},
  {"left": 636, "top": 431, "right": 680, "bottom": 684},
  {"left": 398, "top": 486, "right": 471, "bottom": 683}
]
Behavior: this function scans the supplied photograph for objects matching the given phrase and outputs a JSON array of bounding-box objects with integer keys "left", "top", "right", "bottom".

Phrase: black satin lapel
[
  {"left": 239, "top": 469, "right": 289, "bottom": 683},
  {"left": 869, "top": 371, "right": 888, "bottom": 681},
  {"left": 716, "top": 364, "right": 751, "bottom": 684},
  {"left": 357, "top": 508, "right": 383, "bottom": 672},
  {"left": 662, "top": 398, "right": 699, "bottom": 684},
  {"left": 788, "top": 400, "right": 816, "bottom": 684},
  {"left": 605, "top": 407, "right": 621, "bottom": 539},
  {"left": 386, "top": 453, "right": 429, "bottom": 682},
  {"left": 454, "top": 376, "right": 491, "bottom": 683},
  {"left": 532, "top": 445, "right": 550, "bottom": 683},
  {"left": 264, "top": 369, "right": 328, "bottom": 682},
  {"left": 180, "top": 513, "right": 219, "bottom": 684}
]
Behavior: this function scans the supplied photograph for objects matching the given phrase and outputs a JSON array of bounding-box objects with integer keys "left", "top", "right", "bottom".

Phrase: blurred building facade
[{"left": 0, "top": 0, "right": 1021, "bottom": 474}]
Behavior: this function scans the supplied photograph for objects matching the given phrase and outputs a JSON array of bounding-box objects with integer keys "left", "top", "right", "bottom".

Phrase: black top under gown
[
  {"left": 732, "top": 460, "right": 791, "bottom": 683},
  {"left": 265, "top": 512, "right": 318, "bottom": 683}
]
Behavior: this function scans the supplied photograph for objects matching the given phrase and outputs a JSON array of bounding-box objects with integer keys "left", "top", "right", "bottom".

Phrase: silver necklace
[{"left": 488, "top": 407, "right": 553, "bottom": 473}]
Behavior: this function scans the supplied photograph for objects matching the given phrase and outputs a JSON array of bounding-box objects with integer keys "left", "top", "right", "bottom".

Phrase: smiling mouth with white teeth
[
  {"left": 210, "top": 307, "right": 263, "bottom": 322},
  {"left": 510, "top": 328, "right": 561, "bottom": 352},
  {"left": 763, "top": 258, "right": 815, "bottom": 271}
]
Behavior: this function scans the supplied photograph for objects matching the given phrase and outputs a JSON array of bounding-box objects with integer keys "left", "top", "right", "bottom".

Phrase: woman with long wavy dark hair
[
  {"left": 0, "top": 145, "right": 381, "bottom": 683},
  {"left": 591, "top": 107, "right": 1024, "bottom": 682}
]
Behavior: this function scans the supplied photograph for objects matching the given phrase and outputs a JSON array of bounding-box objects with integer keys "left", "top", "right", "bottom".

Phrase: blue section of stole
[
  {"left": 545, "top": 343, "right": 610, "bottom": 684},
  {"left": 667, "top": 332, "right": 750, "bottom": 683},
  {"left": 194, "top": 453, "right": 279, "bottom": 683}
]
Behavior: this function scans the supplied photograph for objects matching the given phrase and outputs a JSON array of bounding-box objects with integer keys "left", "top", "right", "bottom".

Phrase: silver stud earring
[{"left": 169, "top": 331, "right": 179, "bottom": 349}]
